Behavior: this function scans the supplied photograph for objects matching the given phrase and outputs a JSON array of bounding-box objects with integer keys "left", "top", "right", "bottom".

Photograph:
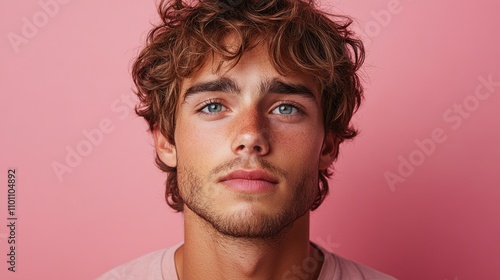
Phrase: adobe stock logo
[
  {"left": 7, "top": 0, "right": 72, "bottom": 54},
  {"left": 361, "top": 0, "right": 412, "bottom": 38},
  {"left": 384, "top": 74, "right": 500, "bottom": 192},
  {"left": 51, "top": 93, "right": 136, "bottom": 182}
]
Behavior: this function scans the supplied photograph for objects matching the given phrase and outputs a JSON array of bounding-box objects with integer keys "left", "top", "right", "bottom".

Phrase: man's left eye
[
  {"left": 272, "top": 104, "right": 299, "bottom": 115},
  {"left": 201, "top": 103, "right": 225, "bottom": 113}
]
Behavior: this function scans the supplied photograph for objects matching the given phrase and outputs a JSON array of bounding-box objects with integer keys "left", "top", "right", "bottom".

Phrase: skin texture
[{"left": 154, "top": 44, "right": 337, "bottom": 280}]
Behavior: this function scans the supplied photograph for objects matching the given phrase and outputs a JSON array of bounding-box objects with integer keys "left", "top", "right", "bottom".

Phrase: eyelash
[
  {"left": 196, "top": 98, "right": 227, "bottom": 115},
  {"left": 272, "top": 101, "right": 305, "bottom": 116},
  {"left": 195, "top": 99, "right": 305, "bottom": 116}
]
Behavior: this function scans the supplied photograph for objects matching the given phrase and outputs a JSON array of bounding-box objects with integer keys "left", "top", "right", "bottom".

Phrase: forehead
[{"left": 180, "top": 43, "right": 321, "bottom": 99}]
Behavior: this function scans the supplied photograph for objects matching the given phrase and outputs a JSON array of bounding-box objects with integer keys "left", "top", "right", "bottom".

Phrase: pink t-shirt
[{"left": 97, "top": 242, "right": 396, "bottom": 280}]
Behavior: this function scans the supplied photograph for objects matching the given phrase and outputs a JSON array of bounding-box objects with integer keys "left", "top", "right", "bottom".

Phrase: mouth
[{"left": 219, "top": 170, "right": 279, "bottom": 194}]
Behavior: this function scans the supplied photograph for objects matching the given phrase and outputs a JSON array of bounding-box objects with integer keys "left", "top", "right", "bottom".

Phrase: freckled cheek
[
  {"left": 175, "top": 120, "right": 229, "bottom": 166},
  {"left": 271, "top": 127, "right": 324, "bottom": 167}
]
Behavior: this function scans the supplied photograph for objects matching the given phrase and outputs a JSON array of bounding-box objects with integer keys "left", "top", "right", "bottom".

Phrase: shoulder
[
  {"left": 313, "top": 242, "right": 397, "bottom": 280},
  {"left": 96, "top": 243, "right": 181, "bottom": 280}
]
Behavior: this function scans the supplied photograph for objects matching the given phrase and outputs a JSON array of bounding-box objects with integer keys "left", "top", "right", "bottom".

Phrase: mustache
[{"left": 209, "top": 157, "right": 288, "bottom": 179}]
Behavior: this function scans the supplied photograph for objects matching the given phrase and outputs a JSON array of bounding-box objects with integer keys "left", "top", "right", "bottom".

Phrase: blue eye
[
  {"left": 272, "top": 104, "right": 298, "bottom": 115},
  {"left": 201, "top": 103, "right": 225, "bottom": 113}
]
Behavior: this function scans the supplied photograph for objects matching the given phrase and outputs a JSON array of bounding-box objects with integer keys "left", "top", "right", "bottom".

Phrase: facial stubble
[{"left": 177, "top": 158, "right": 318, "bottom": 239}]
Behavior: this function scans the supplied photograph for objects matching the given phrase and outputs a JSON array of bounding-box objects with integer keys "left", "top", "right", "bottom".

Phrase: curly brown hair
[{"left": 132, "top": 0, "right": 365, "bottom": 212}]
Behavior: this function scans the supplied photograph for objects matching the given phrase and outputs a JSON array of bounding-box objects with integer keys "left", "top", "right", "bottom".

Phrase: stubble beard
[{"left": 177, "top": 159, "right": 318, "bottom": 239}]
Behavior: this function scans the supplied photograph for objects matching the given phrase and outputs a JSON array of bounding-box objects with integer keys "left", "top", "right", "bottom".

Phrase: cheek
[
  {"left": 175, "top": 119, "right": 228, "bottom": 166},
  {"left": 272, "top": 125, "right": 324, "bottom": 167}
]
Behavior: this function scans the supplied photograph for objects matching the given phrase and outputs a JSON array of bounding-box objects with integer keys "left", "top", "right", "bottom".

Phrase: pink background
[{"left": 1, "top": 0, "right": 499, "bottom": 279}]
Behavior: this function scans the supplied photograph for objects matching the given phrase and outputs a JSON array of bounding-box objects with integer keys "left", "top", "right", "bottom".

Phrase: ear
[
  {"left": 153, "top": 129, "right": 177, "bottom": 168},
  {"left": 319, "top": 131, "right": 337, "bottom": 170}
]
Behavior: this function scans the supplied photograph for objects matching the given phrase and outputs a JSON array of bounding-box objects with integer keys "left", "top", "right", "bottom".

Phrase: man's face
[{"left": 156, "top": 44, "right": 336, "bottom": 238}]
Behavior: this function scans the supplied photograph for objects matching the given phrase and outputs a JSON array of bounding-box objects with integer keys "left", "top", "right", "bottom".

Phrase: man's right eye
[{"left": 198, "top": 100, "right": 227, "bottom": 114}]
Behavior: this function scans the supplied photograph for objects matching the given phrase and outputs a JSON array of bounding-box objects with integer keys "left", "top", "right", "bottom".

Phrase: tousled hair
[{"left": 132, "top": 0, "right": 365, "bottom": 212}]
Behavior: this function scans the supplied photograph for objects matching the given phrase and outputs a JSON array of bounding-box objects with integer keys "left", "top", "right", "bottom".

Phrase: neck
[{"left": 174, "top": 207, "right": 324, "bottom": 280}]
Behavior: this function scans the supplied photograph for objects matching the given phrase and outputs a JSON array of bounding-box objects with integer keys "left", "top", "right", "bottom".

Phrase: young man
[{"left": 99, "top": 0, "right": 396, "bottom": 279}]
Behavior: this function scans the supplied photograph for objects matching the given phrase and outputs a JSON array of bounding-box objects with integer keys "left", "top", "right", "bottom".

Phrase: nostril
[{"left": 237, "top": 144, "right": 263, "bottom": 153}]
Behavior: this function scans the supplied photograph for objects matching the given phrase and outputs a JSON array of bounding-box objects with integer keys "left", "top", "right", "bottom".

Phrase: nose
[{"left": 231, "top": 108, "right": 270, "bottom": 156}]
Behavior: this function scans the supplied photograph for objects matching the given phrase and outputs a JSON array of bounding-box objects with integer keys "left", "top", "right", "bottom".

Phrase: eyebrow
[
  {"left": 183, "top": 77, "right": 239, "bottom": 102},
  {"left": 182, "top": 77, "right": 316, "bottom": 101},
  {"left": 262, "top": 78, "right": 316, "bottom": 101}
]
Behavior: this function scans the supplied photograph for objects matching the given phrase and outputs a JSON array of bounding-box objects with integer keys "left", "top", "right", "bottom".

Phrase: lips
[
  {"left": 220, "top": 170, "right": 279, "bottom": 183},
  {"left": 219, "top": 170, "right": 279, "bottom": 193}
]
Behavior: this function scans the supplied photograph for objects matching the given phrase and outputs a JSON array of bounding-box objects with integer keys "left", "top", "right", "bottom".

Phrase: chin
[{"left": 195, "top": 202, "right": 301, "bottom": 239}]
